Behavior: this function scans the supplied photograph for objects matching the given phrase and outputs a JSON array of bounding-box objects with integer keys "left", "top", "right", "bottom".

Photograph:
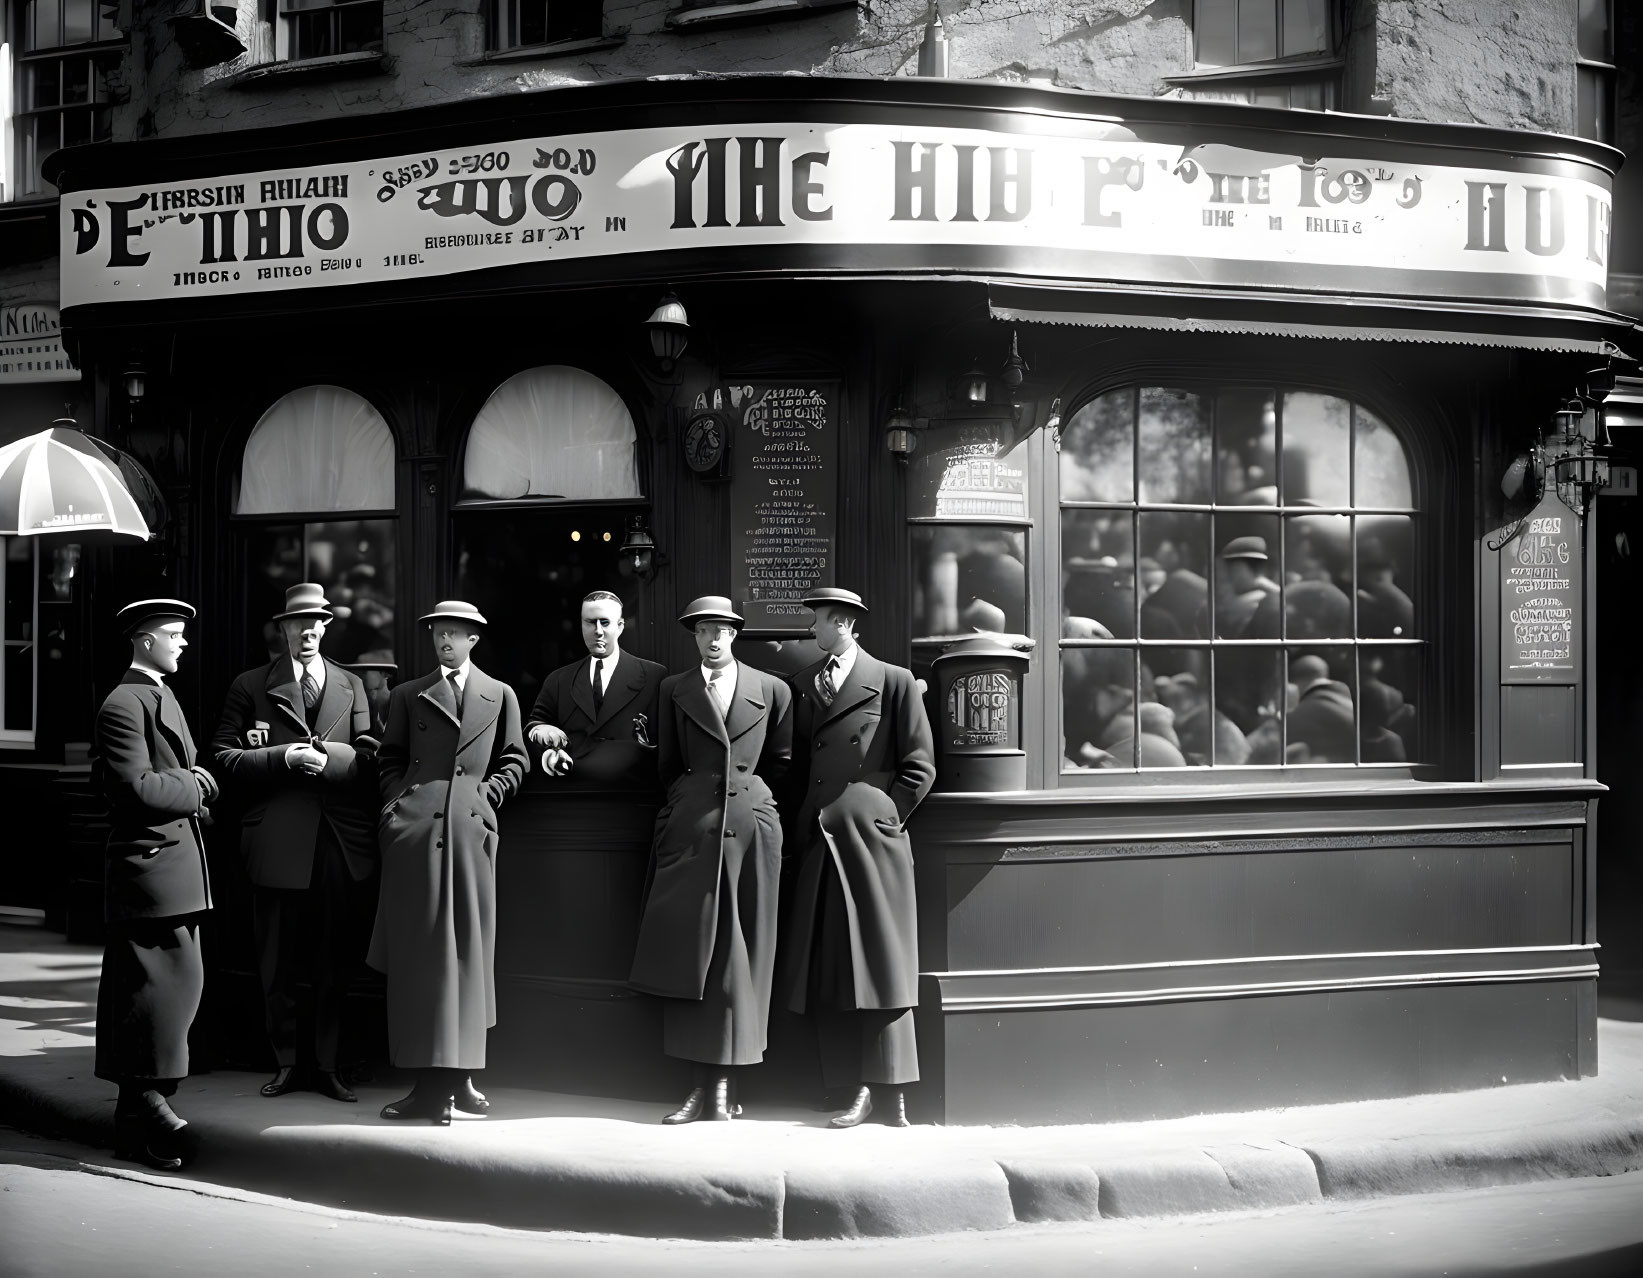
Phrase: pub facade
[{"left": 40, "top": 71, "right": 1635, "bottom": 1123}]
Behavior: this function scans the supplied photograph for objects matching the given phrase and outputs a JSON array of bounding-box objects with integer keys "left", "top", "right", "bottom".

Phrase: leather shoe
[
  {"left": 260, "top": 1066, "right": 300, "bottom": 1098},
  {"left": 453, "top": 1078, "right": 488, "bottom": 1116},
  {"left": 113, "top": 1113, "right": 192, "bottom": 1171},
  {"left": 879, "top": 1086, "right": 910, "bottom": 1128},
  {"left": 379, "top": 1091, "right": 452, "bottom": 1125},
  {"left": 828, "top": 1085, "right": 874, "bottom": 1129},
  {"left": 662, "top": 1085, "right": 706, "bottom": 1125},
  {"left": 313, "top": 1070, "right": 357, "bottom": 1103},
  {"left": 662, "top": 1076, "right": 734, "bottom": 1124}
]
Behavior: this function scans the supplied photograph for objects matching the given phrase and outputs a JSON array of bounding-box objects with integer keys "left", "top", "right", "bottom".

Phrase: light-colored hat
[
  {"left": 678, "top": 595, "right": 744, "bottom": 630},
  {"left": 272, "top": 582, "right": 334, "bottom": 621},
  {"left": 801, "top": 586, "right": 868, "bottom": 615},
  {"left": 117, "top": 597, "right": 195, "bottom": 635},
  {"left": 1219, "top": 536, "right": 1270, "bottom": 562},
  {"left": 419, "top": 599, "right": 488, "bottom": 627}
]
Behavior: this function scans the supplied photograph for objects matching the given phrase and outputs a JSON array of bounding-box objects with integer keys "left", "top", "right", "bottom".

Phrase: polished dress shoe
[
  {"left": 379, "top": 1091, "right": 452, "bottom": 1125},
  {"left": 313, "top": 1070, "right": 357, "bottom": 1103},
  {"left": 662, "top": 1076, "right": 734, "bottom": 1124},
  {"left": 453, "top": 1078, "right": 489, "bottom": 1116},
  {"left": 260, "top": 1066, "right": 300, "bottom": 1098},
  {"left": 879, "top": 1086, "right": 910, "bottom": 1128},
  {"left": 113, "top": 1113, "right": 192, "bottom": 1171},
  {"left": 828, "top": 1085, "right": 874, "bottom": 1129}
]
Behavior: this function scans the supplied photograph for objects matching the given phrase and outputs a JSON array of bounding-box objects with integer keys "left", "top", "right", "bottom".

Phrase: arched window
[
  {"left": 1056, "top": 385, "right": 1420, "bottom": 772},
  {"left": 460, "top": 365, "right": 639, "bottom": 503},
  {"left": 234, "top": 385, "right": 395, "bottom": 515}
]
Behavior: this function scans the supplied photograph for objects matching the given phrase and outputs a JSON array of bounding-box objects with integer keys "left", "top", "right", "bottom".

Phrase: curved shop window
[
  {"left": 1056, "top": 384, "right": 1422, "bottom": 774},
  {"left": 231, "top": 386, "right": 400, "bottom": 699},
  {"left": 451, "top": 365, "right": 646, "bottom": 705}
]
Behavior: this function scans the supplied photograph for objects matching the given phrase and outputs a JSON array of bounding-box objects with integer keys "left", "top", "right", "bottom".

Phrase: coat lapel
[
  {"left": 569, "top": 656, "right": 597, "bottom": 724},
  {"left": 676, "top": 672, "right": 729, "bottom": 747},
  {"left": 458, "top": 667, "right": 503, "bottom": 753},
  {"left": 722, "top": 663, "right": 768, "bottom": 743},
  {"left": 314, "top": 658, "right": 354, "bottom": 739},
  {"left": 153, "top": 683, "right": 194, "bottom": 767},
  {"left": 418, "top": 670, "right": 462, "bottom": 728},
  {"left": 264, "top": 659, "right": 310, "bottom": 736},
  {"left": 819, "top": 649, "right": 882, "bottom": 726},
  {"left": 590, "top": 651, "right": 643, "bottom": 730}
]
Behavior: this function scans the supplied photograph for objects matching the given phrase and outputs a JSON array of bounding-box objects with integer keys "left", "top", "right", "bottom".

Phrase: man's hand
[
  {"left": 540, "top": 747, "right": 574, "bottom": 777},
  {"left": 190, "top": 765, "right": 220, "bottom": 804},
  {"left": 285, "top": 743, "right": 328, "bottom": 776},
  {"left": 527, "top": 723, "right": 568, "bottom": 750}
]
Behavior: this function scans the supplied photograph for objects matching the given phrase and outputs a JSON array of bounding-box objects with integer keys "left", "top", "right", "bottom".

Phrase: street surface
[{"left": 3, "top": 1129, "right": 1642, "bottom": 1278}]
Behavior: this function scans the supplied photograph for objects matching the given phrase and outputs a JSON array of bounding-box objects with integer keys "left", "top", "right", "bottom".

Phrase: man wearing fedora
[
  {"left": 93, "top": 598, "right": 218, "bottom": 1170},
  {"left": 369, "top": 600, "right": 528, "bottom": 1124},
  {"left": 782, "top": 587, "right": 936, "bottom": 1129},
  {"left": 211, "top": 583, "right": 378, "bottom": 1103},
  {"left": 629, "top": 596, "right": 792, "bottom": 1123}
]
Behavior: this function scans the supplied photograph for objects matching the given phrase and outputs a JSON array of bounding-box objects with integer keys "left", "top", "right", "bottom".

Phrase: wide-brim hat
[
  {"left": 801, "top": 586, "right": 868, "bottom": 615},
  {"left": 419, "top": 599, "right": 488, "bottom": 627},
  {"left": 678, "top": 595, "right": 744, "bottom": 630},
  {"left": 117, "top": 597, "right": 195, "bottom": 635},
  {"left": 1219, "top": 535, "right": 1270, "bottom": 561},
  {"left": 272, "top": 582, "right": 334, "bottom": 622},
  {"left": 342, "top": 661, "right": 398, "bottom": 673}
]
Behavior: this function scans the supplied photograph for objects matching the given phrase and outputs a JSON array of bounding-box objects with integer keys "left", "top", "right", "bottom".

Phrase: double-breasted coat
[
  {"left": 210, "top": 657, "right": 377, "bottom": 887},
  {"left": 367, "top": 665, "right": 528, "bottom": 1069},
  {"left": 629, "top": 663, "right": 791, "bottom": 1063},
  {"left": 525, "top": 649, "right": 664, "bottom": 789},
  {"left": 784, "top": 649, "right": 937, "bottom": 1014}
]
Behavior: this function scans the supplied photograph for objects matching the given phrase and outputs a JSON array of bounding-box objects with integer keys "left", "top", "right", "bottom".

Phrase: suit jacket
[
  {"left": 784, "top": 648, "right": 936, "bottom": 1013},
  {"left": 211, "top": 656, "right": 376, "bottom": 889},
  {"left": 93, "top": 670, "right": 212, "bottom": 923},
  {"left": 525, "top": 649, "right": 664, "bottom": 789}
]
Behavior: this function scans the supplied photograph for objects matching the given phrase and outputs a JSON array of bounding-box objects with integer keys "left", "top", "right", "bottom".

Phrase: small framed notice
[{"left": 1500, "top": 492, "right": 1582, "bottom": 684}]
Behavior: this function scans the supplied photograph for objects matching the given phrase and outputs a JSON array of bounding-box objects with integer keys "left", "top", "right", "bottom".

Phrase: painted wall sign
[
  {"left": 1501, "top": 492, "right": 1583, "bottom": 684},
  {"left": 727, "top": 380, "right": 839, "bottom": 631},
  {"left": 0, "top": 304, "right": 79, "bottom": 383},
  {"left": 58, "top": 119, "right": 1611, "bottom": 311}
]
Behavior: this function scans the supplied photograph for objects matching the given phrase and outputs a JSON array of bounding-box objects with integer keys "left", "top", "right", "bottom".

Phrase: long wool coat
[
  {"left": 524, "top": 649, "right": 664, "bottom": 789},
  {"left": 629, "top": 664, "right": 791, "bottom": 1006},
  {"left": 367, "top": 665, "right": 528, "bottom": 1070},
  {"left": 784, "top": 649, "right": 937, "bottom": 1014}
]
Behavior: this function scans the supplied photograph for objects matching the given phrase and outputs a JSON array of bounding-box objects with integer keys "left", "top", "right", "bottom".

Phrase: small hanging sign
[{"left": 1500, "top": 491, "right": 1582, "bottom": 684}]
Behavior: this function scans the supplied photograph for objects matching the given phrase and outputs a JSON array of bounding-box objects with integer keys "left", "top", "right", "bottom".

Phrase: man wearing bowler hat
[
  {"left": 630, "top": 596, "right": 792, "bottom": 1123},
  {"left": 211, "top": 583, "right": 378, "bottom": 1103},
  {"left": 783, "top": 587, "right": 936, "bottom": 1128},
  {"left": 93, "top": 598, "right": 218, "bottom": 1170},
  {"left": 369, "top": 600, "right": 527, "bottom": 1124}
]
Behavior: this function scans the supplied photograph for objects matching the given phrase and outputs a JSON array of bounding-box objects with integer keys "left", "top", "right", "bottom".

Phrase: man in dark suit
[
  {"left": 93, "top": 598, "right": 218, "bottom": 1171},
  {"left": 368, "top": 600, "right": 528, "bottom": 1124},
  {"left": 211, "top": 583, "right": 378, "bottom": 1103},
  {"left": 783, "top": 587, "right": 936, "bottom": 1129},
  {"left": 525, "top": 590, "right": 663, "bottom": 789}
]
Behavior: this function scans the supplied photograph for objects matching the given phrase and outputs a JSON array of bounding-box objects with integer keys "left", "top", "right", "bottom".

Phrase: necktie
[
  {"left": 817, "top": 656, "right": 840, "bottom": 707},
  {"left": 301, "top": 666, "right": 320, "bottom": 712},
  {"left": 448, "top": 670, "right": 463, "bottom": 715},
  {"left": 707, "top": 669, "right": 728, "bottom": 720},
  {"left": 592, "top": 659, "right": 605, "bottom": 713}
]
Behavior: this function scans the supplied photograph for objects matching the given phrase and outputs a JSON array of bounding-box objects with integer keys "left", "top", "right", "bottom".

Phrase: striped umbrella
[{"left": 0, "top": 425, "right": 152, "bottom": 539}]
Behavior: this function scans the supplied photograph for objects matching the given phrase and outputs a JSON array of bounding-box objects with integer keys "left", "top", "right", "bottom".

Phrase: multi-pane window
[
  {"left": 1575, "top": 0, "right": 1614, "bottom": 144},
  {"left": 1188, "top": 0, "right": 1337, "bottom": 110},
  {"left": 12, "top": 0, "right": 121, "bottom": 200},
  {"left": 1057, "top": 385, "right": 1420, "bottom": 772},
  {"left": 1, "top": 537, "right": 38, "bottom": 744},
  {"left": 490, "top": 0, "right": 602, "bottom": 49},
  {"left": 274, "top": 0, "right": 383, "bottom": 62}
]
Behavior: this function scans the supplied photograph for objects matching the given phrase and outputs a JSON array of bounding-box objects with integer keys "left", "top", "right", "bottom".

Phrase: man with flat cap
[
  {"left": 93, "top": 598, "right": 218, "bottom": 1170},
  {"left": 630, "top": 596, "right": 792, "bottom": 1123},
  {"left": 526, "top": 590, "right": 664, "bottom": 788},
  {"left": 211, "top": 583, "right": 378, "bottom": 1103},
  {"left": 783, "top": 587, "right": 936, "bottom": 1129},
  {"left": 369, "top": 600, "right": 528, "bottom": 1124}
]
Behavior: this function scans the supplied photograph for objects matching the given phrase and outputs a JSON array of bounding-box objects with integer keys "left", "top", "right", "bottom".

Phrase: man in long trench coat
[
  {"left": 784, "top": 587, "right": 936, "bottom": 1128},
  {"left": 629, "top": 596, "right": 792, "bottom": 1123},
  {"left": 369, "top": 600, "right": 528, "bottom": 1124}
]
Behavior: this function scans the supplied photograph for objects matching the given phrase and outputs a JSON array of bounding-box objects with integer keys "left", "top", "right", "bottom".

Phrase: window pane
[
  {"left": 911, "top": 525, "right": 1027, "bottom": 638},
  {"left": 1216, "top": 389, "right": 1277, "bottom": 504},
  {"left": 1059, "top": 389, "right": 1134, "bottom": 502},
  {"left": 912, "top": 420, "right": 1031, "bottom": 520},
  {"left": 1217, "top": 648, "right": 1283, "bottom": 757},
  {"left": 549, "top": 0, "right": 601, "bottom": 40},
  {"left": 1284, "top": 514, "right": 1352, "bottom": 638},
  {"left": 1282, "top": 392, "right": 1350, "bottom": 507},
  {"left": 1362, "top": 650, "right": 1418, "bottom": 762},
  {"left": 464, "top": 366, "right": 638, "bottom": 503},
  {"left": 249, "top": 520, "right": 397, "bottom": 667},
  {"left": 1196, "top": 0, "right": 1236, "bottom": 65},
  {"left": 1577, "top": 0, "right": 1610, "bottom": 61},
  {"left": 28, "top": 64, "right": 61, "bottom": 110},
  {"left": 1282, "top": 0, "right": 1327, "bottom": 53},
  {"left": 238, "top": 385, "right": 395, "bottom": 514},
  {"left": 5, "top": 540, "right": 32, "bottom": 639},
  {"left": 1139, "top": 511, "right": 1210, "bottom": 640},
  {"left": 1214, "top": 514, "right": 1280, "bottom": 637},
  {"left": 4, "top": 646, "right": 32, "bottom": 731},
  {"left": 33, "top": 0, "right": 62, "bottom": 51},
  {"left": 63, "top": 0, "right": 93, "bottom": 44},
  {"left": 63, "top": 57, "right": 90, "bottom": 105},
  {"left": 1063, "top": 647, "right": 1136, "bottom": 770},
  {"left": 1353, "top": 405, "right": 1412, "bottom": 506},
  {"left": 1153, "top": 653, "right": 1224, "bottom": 764},
  {"left": 1138, "top": 388, "right": 1212, "bottom": 503},
  {"left": 1577, "top": 67, "right": 1612, "bottom": 144},
  {"left": 1063, "top": 510, "right": 1134, "bottom": 638},
  {"left": 1357, "top": 515, "right": 1415, "bottom": 638},
  {"left": 1287, "top": 649, "right": 1356, "bottom": 763},
  {"left": 1237, "top": 0, "right": 1278, "bottom": 61}
]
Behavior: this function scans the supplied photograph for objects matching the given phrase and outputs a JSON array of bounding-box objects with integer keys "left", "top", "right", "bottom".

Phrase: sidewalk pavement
[{"left": 3, "top": 919, "right": 1642, "bottom": 1242}]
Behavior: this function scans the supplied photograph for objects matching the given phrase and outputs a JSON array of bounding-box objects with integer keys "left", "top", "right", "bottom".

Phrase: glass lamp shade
[
  {"left": 618, "top": 518, "right": 657, "bottom": 578},
  {"left": 961, "top": 364, "right": 989, "bottom": 404},
  {"left": 646, "top": 294, "right": 690, "bottom": 368},
  {"left": 123, "top": 366, "right": 147, "bottom": 400},
  {"left": 885, "top": 405, "right": 918, "bottom": 457}
]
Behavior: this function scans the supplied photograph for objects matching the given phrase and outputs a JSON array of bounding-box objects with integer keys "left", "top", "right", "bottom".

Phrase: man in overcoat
[
  {"left": 211, "top": 582, "right": 378, "bottom": 1103},
  {"left": 526, "top": 589, "right": 663, "bottom": 788},
  {"left": 93, "top": 598, "right": 218, "bottom": 1170},
  {"left": 629, "top": 596, "right": 792, "bottom": 1123},
  {"left": 368, "top": 600, "right": 528, "bottom": 1124},
  {"left": 783, "top": 587, "right": 936, "bottom": 1128}
]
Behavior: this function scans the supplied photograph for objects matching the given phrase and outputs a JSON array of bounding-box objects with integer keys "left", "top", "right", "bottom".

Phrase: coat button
[
  {"left": 737, "top": 764, "right": 748, "bottom": 771},
  {"left": 816, "top": 778, "right": 824, "bottom": 785},
  {"left": 418, "top": 721, "right": 426, "bottom": 730},
  {"left": 434, "top": 811, "right": 444, "bottom": 819},
  {"left": 850, "top": 736, "right": 859, "bottom": 744},
  {"left": 816, "top": 741, "right": 825, "bottom": 749},
  {"left": 455, "top": 765, "right": 464, "bottom": 775},
  {"left": 436, "top": 839, "right": 444, "bottom": 848}
]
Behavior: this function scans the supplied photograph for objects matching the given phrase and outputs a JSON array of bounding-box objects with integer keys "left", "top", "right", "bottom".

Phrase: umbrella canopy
[{"left": 0, "top": 425, "right": 152, "bottom": 539}]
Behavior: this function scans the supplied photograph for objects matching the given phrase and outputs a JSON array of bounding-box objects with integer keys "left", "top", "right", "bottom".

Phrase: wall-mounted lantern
[
  {"left": 884, "top": 402, "right": 920, "bottom": 460},
  {"left": 645, "top": 292, "right": 690, "bottom": 372},
  {"left": 122, "top": 358, "right": 148, "bottom": 401},
  {"left": 618, "top": 512, "right": 661, "bottom": 580}
]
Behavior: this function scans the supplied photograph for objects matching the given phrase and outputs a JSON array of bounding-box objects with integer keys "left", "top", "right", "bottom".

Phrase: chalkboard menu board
[
  {"left": 1501, "top": 492, "right": 1582, "bottom": 684},
  {"left": 728, "top": 380, "right": 839, "bottom": 632},
  {"left": 909, "top": 419, "right": 1030, "bottom": 521}
]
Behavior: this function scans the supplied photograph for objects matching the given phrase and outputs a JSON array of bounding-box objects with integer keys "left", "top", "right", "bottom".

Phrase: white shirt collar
[
  {"left": 827, "top": 643, "right": 859, "bottom": 683},
  {"left": 590, "top": 651, "right": 618, "bottom": 683},
  {"left": 291, "top": 655, "right": 325, "bottom": 688},
  {"left": 701, "top": 661, "right": 737, "bottom": 696},
  {"left": 444, "top": 659, "right": 472, "bottom": 691},
  {"left": 127, "top": 664, "right": 165, "bottom": 685}
]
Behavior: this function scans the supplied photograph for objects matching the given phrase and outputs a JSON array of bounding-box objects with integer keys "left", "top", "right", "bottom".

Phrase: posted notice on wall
[{"left": 1501, "top": 492, "right": 1582, "bottom": 683}]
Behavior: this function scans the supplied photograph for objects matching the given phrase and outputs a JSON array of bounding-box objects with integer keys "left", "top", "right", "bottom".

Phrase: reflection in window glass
[
  {"left": 1059, "top": 390, "right": 1134, "bottom": 503},
  {"left": 1195, "top": 0, "right": 1236, "bottom": 65},
  {"left": 1138, "top": 512, "right": 1210, "bottom": 641},
  {"left": 1284, "top": 515, "right": 1352, "bottom": 638},
  {"left": 1063, "top": 510, "right": 1134, "bottom": 638},
  {"left": 1287, "top": 649, "right": 1357, "bottom": 764},
  {"left": 1062, "top": 647, "right": 1135, "bottom": 770},
  {"left": 247, "top": 520, "right": 397, "bottom": 669},
  {"left": 1282, "top": 392, "right": 1350, "bottom": 506},
  {"left": 1138, "top": 388, "right": 1212, "bottom": 504},
  {"left": 911, "top": 420, "right": 1032, "bottom": 520},
  {"left": 1283, "top": 0, "right": 1328, "bottom": 54},
  {"left": 911, "top": 525, "right": 1027, "bottom": 638},
  {"left": 1237, "top": 0, "right": 1277, "bottom": 61},
  {"left": 1213, "top": 516, "right": 1280, "bottom": 638},
  {"left": 1216, "top": 389, "right": 1277, "bottom": 505},
  {"left": 1357, "top": 515, "right": 1415, "bottom": 638},
  {"left": 1354, "top": 406, "right": 1412, "bottom": 506}
]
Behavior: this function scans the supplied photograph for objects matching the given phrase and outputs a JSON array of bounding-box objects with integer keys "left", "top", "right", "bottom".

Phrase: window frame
[
  {"left": 272, "top": 0, "right": 384, "bottom": 63},
  {"left": 0, "top": 536, "right": 39, "bottom": 747},
  {"left": 1574, "top": 0, "right": 1615, "bottom": 144},
  {"left": 7, "top": 0, "right": 123, "bottom": 203},
  {"left": 1169, "top": 0, "right": 1342, "bottom": 111},
  {"left": 488, "top": 0, "right": 604, "bottom": 52}
]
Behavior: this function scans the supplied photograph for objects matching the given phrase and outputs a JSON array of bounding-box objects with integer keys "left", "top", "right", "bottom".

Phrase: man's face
[
  {"left": 432, "top": 623, "right": 481, "bottom": 670},
  {"left": 581, "top": 599, "right": 624, "bottom": 659},
  {"left": 809, "top": 604, "right": 858, "bottom": 655},
  {"left": 694, "top": 621, "right": 736, "bottom": 669},
  {"left": 140, "top": 620, "right": 188, "bottom": 674},
  {"left": 280, "top": 615, "right": 327, "bottom": 662}
]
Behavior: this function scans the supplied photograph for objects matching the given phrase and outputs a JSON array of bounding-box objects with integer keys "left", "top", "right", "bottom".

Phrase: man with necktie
[
  {"left": 93, "top": 598, "right": 217, "bottom": 1170},
  {"left": 630, "top": 596, "right": 792, "bottom": 1123},
  {"left": 783, "top": 587, "right": 936, "bottom": 1128},
  {"left": 525, "top": 590, "right": 664, "bottom": 788},
  {"left": 211, "top": 583, "right": 378, "bottom": 1103},
  {"left": 369, "top": 600, "right": 528, "bottom": 1124}
]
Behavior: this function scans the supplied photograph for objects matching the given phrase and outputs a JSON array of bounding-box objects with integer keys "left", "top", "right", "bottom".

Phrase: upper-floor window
[
  {"left": 489, "top": 0, "right": 602, "bottom": 49},
  {"left": 272, "top": 0, "right": 383, "bottom": 62},
  {"left": 1180, "top": 0, "right": 1339, "bottom": 110},
  {"left": 8, "top": 0, "right": 121, "bottom": 200},
  {"left": 1575, "top": 0, "right": 1614, "bottom": 144}
]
